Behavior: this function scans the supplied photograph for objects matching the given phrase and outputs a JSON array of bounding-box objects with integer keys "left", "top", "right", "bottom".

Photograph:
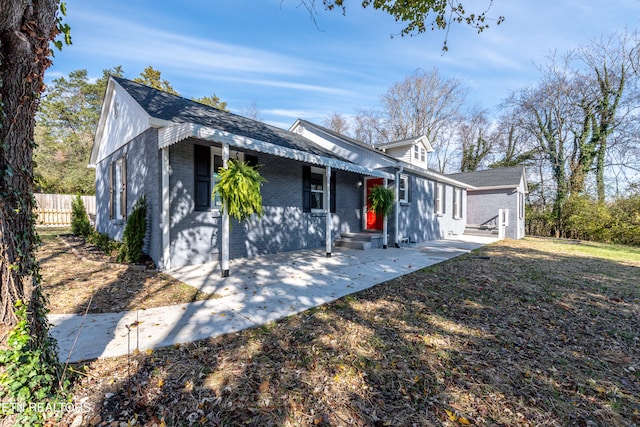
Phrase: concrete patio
[{"left": 49, "top": 235, "right": 497, "bottom": 362}]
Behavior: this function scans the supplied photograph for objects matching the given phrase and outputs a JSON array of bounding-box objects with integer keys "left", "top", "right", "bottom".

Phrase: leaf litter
[{"left": 50, "top": 237, "right": 639, "bottom": 426}]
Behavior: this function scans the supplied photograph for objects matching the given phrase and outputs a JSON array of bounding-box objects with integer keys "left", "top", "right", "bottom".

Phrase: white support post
[
  {"left": 394, "top": 170, "right": 401, "bottom": 247},
  {"left": 498, "top": 209, "right": 505, "bottom": 239},
  {"left": 161, "top": 147, "right": 171, "bottom": 270},
  {"left": 382, "top": 177, "right": 388, "bottom": 249},
  {"left": 325, "top": 166, "right": 332, "bottom": 258},
  {"left": 221, "top": 143, "right": 230, "bottom": 277}
]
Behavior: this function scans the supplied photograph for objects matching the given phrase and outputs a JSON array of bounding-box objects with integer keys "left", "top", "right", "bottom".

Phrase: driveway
[{"left": 49, "top": 235, "right": 497, "bottom": 362}]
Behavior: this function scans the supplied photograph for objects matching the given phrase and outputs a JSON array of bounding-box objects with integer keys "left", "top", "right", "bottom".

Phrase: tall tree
[
  {"left": 380, "top": 68, "right": 466, "bottom": 171},
  {"left": 458, "top": 109, "right": 493, "bottom": 172},
  {"left": 192, "top": 93, "right": 228, "bottom": 111},
  {"left": 0, "top": 0, "right": 68, "bottom": 390},
  {"left": 134, "top": 66, "right": 179, "bottom": 95},
  {"left": 35, "top": 67, "right": 123, "bottom": 194},
  {"left": 323, "top": 112, "right": 350, "bottom": 135}
]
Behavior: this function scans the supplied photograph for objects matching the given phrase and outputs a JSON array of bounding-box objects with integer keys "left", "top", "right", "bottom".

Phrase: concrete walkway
[{"left": 49, "top": 235, "right": 497, "bottom": 362}]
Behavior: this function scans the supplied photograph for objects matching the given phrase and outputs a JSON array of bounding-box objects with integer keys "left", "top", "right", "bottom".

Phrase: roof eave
[{"left": 159, "top": 123, "right": 394, "bottom": 179}]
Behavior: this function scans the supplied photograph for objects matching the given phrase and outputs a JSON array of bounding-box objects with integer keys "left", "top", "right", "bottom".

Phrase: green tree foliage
[
  {"left": 134, "top": 66, "right": 179, "bottom": 95},
  {"left": 117, "top": 195, "right": 148, "bottom": 264},
  {"left": 35, "top": 67, "right": 123, "bottom": 194},
  {"left": 528, "top": 194, "right": 640, "bottom": 246},
  {"left": 70, "top": 195, "right": 92, "bottom": 238},
  {"left": 192, "top": 94, "right": 229, "bottom": 111},
  {"left": 315, "top": 0, "right": 503, "bottom": 49},
  {"left": 214, "top": 160, "right": 265, "bottom": 223}
]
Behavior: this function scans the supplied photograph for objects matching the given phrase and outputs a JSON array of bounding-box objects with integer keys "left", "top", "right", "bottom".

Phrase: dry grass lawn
[{"left": 46, "top": 236, "right": 639, "bottom": 426}]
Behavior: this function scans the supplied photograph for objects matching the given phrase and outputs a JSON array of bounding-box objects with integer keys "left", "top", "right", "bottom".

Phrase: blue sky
[{"left": 48, "top": 0, "right": 640, "bottom": 129}]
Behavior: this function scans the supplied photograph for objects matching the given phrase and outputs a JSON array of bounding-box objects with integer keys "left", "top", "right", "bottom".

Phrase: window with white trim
[
  {"left": 110, "top": 156, "right": 126, "bottom": 220},
  {"left": 519, "top": 192, "right": 525, "bottom": 219},
  {"left": 436, "top": 183, "right": 445, "bottom": 215},
  {"left": 420, "top": 148, "right": 426, "bottom": 163},
  {"left": 399, "top": 175, "right": 409, "bottom": 203},
  {"left": 310, "top": 166, "right": 325, "bottom": 211},
  {"left": 210, "top": 147, "right": 244, "bottom": 211},
  {"left": 414, "top": 145, "right": 419, "bottom": 160},
  {"left": 453, "top": 188, "right": 462, "bottom": 219}
]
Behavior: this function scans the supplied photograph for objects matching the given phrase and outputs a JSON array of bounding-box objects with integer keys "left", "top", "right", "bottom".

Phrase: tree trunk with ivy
[{"left": 0, "top": 0, "right": 60, "bottom": 342}]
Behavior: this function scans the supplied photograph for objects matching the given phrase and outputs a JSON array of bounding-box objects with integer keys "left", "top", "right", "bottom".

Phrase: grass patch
[{"left": 57, "top": 238, "right": 639, "bottom": 426}]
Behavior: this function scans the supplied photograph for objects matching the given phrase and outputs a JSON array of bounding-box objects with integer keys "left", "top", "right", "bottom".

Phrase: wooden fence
[{"left": 34, "top": 193, "right": 96, "bottom": 226}]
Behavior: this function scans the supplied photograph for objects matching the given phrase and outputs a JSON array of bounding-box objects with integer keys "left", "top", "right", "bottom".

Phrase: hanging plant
[
  {"left": 368, "top": 184, "right": 395, "bottom": 217},
  {"left": 213, "top": 159, "right": 265, "bottom": 223}
]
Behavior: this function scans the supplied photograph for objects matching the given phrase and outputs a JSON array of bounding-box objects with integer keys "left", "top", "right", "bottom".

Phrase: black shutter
[
  {"left": 330, "top": 171, "right": 336, "bottom": 213},
  {"left": 302, "top": 165, "right": 311, "bottom": 213},
  {"left": 245, "top": 154, "right": 258, "bottom": 168},
  {"left": 407, "top": 176, "right": 412, "bottom": 203},
  {"left": 194, "top": 145, "right": 211, "bottom": 211}
]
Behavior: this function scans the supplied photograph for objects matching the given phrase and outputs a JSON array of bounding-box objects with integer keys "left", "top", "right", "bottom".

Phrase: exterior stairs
[
  {"left": 335, "top": 232, "right": 383, "bottom": 250},
  {"left": 464, "top": 224, "right": 499, "bottom": 237}
]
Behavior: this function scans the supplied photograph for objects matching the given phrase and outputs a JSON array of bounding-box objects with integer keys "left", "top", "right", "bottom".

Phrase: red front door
[{"left": 366, "top": 178, "right": 384, "bottom": 231}]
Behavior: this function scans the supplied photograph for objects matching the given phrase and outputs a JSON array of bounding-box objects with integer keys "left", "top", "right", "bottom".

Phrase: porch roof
[{"left": 158, "top": 123, "right": 393, "bottom": 179}]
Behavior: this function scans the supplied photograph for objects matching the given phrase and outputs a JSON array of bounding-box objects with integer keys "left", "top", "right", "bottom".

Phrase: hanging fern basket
[
  {"left": 368, "top": 184, "right": 395, "bottom": 217},
  {"left": 213, "top": 159, "right": 266, "bottom": 223}
]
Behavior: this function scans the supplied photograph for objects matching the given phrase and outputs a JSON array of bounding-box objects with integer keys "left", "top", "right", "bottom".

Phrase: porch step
[
  {"left": 335, "top": 232, "right": 383, "bottom": 250},
  {"left": 464, "top": 225, "right": 499, "bottom": 237}
]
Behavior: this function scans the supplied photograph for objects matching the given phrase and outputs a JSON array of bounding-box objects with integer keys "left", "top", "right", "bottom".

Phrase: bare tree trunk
[{"left": 0, "top": 0, "right": 60, "bottom": 343}]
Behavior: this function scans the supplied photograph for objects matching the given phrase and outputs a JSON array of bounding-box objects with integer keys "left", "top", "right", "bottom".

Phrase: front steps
[{"left": 335, "top": 232, "right": 383, "bottom": 250}]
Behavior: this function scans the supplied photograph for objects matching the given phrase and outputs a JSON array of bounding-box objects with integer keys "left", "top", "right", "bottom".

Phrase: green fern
[
  {"left": 213, "top": 159, "right": 265, "bottom": 223},
  {"left": 368, "top": 184, "right": 395, "bottom": 217}
]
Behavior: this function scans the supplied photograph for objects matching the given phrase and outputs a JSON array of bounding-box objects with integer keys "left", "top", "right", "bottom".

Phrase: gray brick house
[
  {"left": 90, "top": 77, "right": 525, "bottom": 273},
  {"left": 448, "top": 166, "right": 528, "bottom": 239}
]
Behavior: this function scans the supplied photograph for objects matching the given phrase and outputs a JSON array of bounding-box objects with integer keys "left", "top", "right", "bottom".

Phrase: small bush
[
  {"left": 117, "top": 195, "right": 147, "bottom": 263},
  {"left": 88, "top": 230, "right": 120, "bottom": 256},
  {"left": 70, "top": 195, "right": 92, "bottom": 238}
]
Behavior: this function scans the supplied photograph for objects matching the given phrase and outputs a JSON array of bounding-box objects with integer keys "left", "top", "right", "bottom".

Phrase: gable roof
[
  {"left": 91, "top": 77, "right": 392, "bottom": 178},
  {"left": 447, "top": 166, "right": 528, "bottom": 191},
  {"left": 112, "top": 77, "right": 342, "bottom": 159},
  {"left": 291, "top": 119, "right": 474, "bottom": 189},
  {"left": 375, "top": 135, "right": 434, "bottom": 153}
]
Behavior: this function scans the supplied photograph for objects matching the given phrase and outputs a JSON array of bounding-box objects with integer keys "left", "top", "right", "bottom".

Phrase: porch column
[
  {"left": 221, "top": 143, "right": 230, "bottom": 277},
  {"left": 325, "top": 166, "right": 332, "bottom": 258},
  {"left": 394, "top": 169, "right": 401, "bottom": 247},
  {"left": 161, "top": 147, "right": 171, "bottom": 270},
  {"left": 382, "top": 177, "right": 388, "bottom": 249}
]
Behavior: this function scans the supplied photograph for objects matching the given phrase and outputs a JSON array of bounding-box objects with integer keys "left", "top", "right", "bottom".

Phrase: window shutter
[
  {"left": 245, "top": 154, "right": 258, "bottom": 168},
  {"left": 121, "top": 155, "right": 127, "bottom": 219},
  {"left": 407, "top": 176, "right": 412, "bottom": 203},
  {"left": 442, "top": 185, "right": 447, "bottom": 214},
  {"left": 194, "top": 145, "right": 211, "bottom": 211},
  {"left": 330, "top": 171, "right": 336, "bottom": 213},
  {"left": 302, "top": 165, "right": 311, "bottom": 213},
  {"left": 109, "top": 161, "right": 114, "bottom": 219}
]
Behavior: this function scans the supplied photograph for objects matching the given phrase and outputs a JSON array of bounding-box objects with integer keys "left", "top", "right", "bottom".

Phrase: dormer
[{"left": 374, "top": 135, "right": 434, "bottom": 168}]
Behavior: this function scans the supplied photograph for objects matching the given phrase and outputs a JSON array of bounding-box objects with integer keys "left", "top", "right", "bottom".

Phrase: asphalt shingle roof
[
  {"left": 447, "top": 166, "right": 526, "bottom": 188},
  {"left": 114, "top": 77, "right": 344, "bottom": 160}
]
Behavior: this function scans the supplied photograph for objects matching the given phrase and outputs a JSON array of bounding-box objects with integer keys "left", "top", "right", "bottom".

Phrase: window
[
  {"left": 453, "top": 188, "right": 462, "bottom": 219},
  {"left": 203, "top": 146, "right": 248, "bottom": 211},
  {"left": 399, "top": 175, "right": 409, "bottom": 203},
  {"left": 519, "top": 192, "right": 525, "bottom": 219},
  {"left": 309, "top": 167, "right": 325, "bottom": 211},
  {"left": 110, "top": 156, "right": 126, "bottom": 220},
  {"left": 420, "top": 148, "right": 426, "bottom": 163},
  {"left": 414, "top": 145, "right": 419, "bottom": 159},
  {"left": 436, "top": 183, "right": 446, "bottom": 215},
  {"left": 303, "top": 165, "right": 336, "bottom": 213}
]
